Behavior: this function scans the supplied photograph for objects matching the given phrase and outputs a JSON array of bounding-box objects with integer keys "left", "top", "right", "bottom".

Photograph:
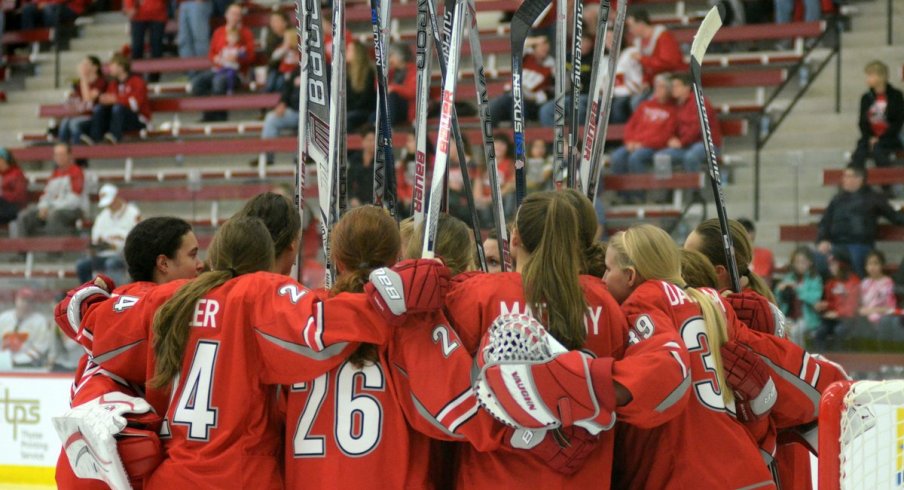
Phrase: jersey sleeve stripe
[
  {"left": 757, "top": 354, "right": 820, "bottom": 418},
  {"left": 409, "top": 393, "right": 466, "bottom": 440},
  {"left": 655, "top": 374, "right": 691, "bottom": 413},
  {"left": 254, "top": 328, "right": 349, "bottom": 360},
  {"left": 436, "top": 389, "right": 475, "bottom": 421},
  {"left": 91, "top": 339, "right": 145, "bottom": 364},
  {"left": 447, "top": 403, "right": 479, "bottom": 434}
]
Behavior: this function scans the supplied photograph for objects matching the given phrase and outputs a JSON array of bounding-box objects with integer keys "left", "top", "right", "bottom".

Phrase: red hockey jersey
[
  {"left": 84, "top": 272, "right": 397, "bottom": 489},
  {"left": 443, "top": 272, "right": 688, "bottom": 489},
  {"left": 284, "top": 290, "right": 508, "bottom": 489},
  {"left": 612, "top": 280, "right": 775, "bottom": 490}
]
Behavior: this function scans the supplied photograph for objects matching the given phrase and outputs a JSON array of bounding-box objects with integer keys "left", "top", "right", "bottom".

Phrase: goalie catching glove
[
  {"left": 54, "top": 274, "right": 115, "bottom": 345},
  {"left": 721, "top": 341, "right": 777, "bottom": 422},
  {"left": 474, "top": 314, "right": 616, "bottom": 434},
  {"left": 53, "top": 392, "right": 163, "bottom": 490},
  {"left": 365, "top": 259, "right": 451, "bottom": 326}
]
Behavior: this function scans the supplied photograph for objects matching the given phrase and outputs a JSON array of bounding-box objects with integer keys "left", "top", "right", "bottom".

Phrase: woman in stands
[
  {"left": 444, "top": 192, "right": 687, "bottom": 488},
  {"left": 604, "top": 224, "right": 774, "bottom": 489},
  {"left": 58, "top": 55, "right": 107, "bottom": 147},
  {"left": 0, "top": 148, "right": 28, "bottom": 225}
]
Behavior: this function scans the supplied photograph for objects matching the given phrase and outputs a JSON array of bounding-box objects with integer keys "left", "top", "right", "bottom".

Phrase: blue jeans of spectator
[
  {"left": 262, "top": 107, "right": 299, "bottom": 164},
  {"left": 76, "top": 255, "right": 126, "bottom": 285},
  {"left": 538, "top": 94, "right": 588, "bottom": 128},
  {"left": 59, "top": 115, "right": 91, "bottom": 146},
  {"left": 130, "top": 21, "right": 165, "bottom": 60},
  {"left": 488, "top": 92, "right": 541, "bottom": 126},
  {"left": 265, "top": 70, "right": 287, "bottom": 93},
  {"left": 177, "top": 0, "right": 211, "bottom": 59},
  {"left": 611, "top": 96, "right": 633, "bottom": 124},
  {"left": 611, "top": 145, "right": 655, "bottom": 201},
  {"left": 775, "top": 0, "right": 821, "bottom": 22},
  {"left": 21, "top": 3, "right": 76, "bottom": 29},
  {"left": 814, "top": 243, "right": 873, "bottom": 278},
  {"left": 191, "top": 70, "right": 235, "bottom": 121},
  {"left": 90, "top": 104, "right": 145, "bottom": 141},
  {"left": 655, "top": 142, "right": 714, "bottom": 173}
]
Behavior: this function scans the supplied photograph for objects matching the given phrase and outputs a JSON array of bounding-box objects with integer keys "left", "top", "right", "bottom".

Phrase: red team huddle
[{"left": 50, "top": 190, "right": 848, "bottom": 489}]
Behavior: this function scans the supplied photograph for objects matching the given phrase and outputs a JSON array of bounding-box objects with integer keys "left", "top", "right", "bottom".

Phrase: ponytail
[
  {"left": 517, "top": 192, "right": 587, "bottom": 350},
  {"left": 151, "top": 217, "right": 275, "bottom": 388},
  {"left": 692, "top": 219, "right": 776, "bottom": 304}
]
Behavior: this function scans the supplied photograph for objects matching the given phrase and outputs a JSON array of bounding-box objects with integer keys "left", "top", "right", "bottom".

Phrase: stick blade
[{"left": 690, "top": 6, "right": 724, "bottom": 64}]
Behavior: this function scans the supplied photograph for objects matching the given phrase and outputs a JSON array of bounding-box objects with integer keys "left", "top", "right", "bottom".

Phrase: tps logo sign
[{"left": 0, "top": 386, "right": 40, "bottom": 440}]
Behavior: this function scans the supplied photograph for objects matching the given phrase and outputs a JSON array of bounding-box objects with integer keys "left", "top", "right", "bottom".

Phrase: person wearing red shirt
[
  {"left": 59, "top": 55, "right": 108, "bottom": 147},
  {"left": 655, "top": 72, "right": 722, "bottom": 173},
  {"left": 385, "top": 43, "right": 417, "bottom": 126},
  {"left": 851, "top": 61, "right": 904, "bottom": 169},
  {"left": 124, "top": 0, "right": 167, "bottom": 78},
  {"left": 489, "top": 34, "right": 555, "bottom": 125},
  {"left": 0, "top": 148, "right": 28, "bottom": 225},
  {"left": 813, "top": 249, "right": 861, "bottom": 350},
  {"left": 192, "top": 3, "right": 256, "bottom": 122},
  {"left": 610, "top": 74, "right": 677, "bottom": 202},
  {"left": 85, "top": 54, "right": 150, "bottom": 144},
  {"left": 20, "top": 143, "right": 84, "bottom": 235},
  {"left": 20, "top": 0, "right": 87, "bottom": 30},
  {"left": 738, "top": 217, "right": 775, "bottom": 289},
  {"left": 626, "top": 8, "right": 685, "bottom": 107}
]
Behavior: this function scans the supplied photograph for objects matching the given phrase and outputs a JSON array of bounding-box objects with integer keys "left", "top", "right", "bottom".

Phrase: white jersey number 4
[
  {"left": 292, "top": 361, "right": 385, "bottom": 457},
  {"left": 170, "top": 341, "right": 220, "bottom": 440}
]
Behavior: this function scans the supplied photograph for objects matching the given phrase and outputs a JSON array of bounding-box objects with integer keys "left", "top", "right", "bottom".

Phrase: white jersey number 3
[
  {"left": 680, "top": 318, "right": 726, "bottom": 412},
  {"left": 292, "top": 361, "right": 385, "bottom": 457}
]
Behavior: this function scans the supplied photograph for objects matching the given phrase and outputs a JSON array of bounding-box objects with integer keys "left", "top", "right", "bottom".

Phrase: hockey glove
[
  {"left": 508, "top": 427, "right": 600, "bottom": 475},
  {"left": 54, "top": 274, "right": 116, "bottom": 345},
  {"left": 724, "top": 291, "right": 787, "bottom": 337},
  {"left": 474, "top": 314, "right": 616, "bottom": 434},
  {"left": 721, "top": 341, "right": 777, "bottom": 422},
  {"left": 53, "top": 392, "right": 154, "bottom": 490},
  {"left": 365, "top": 259, "right": 451, "bottom": 326}
]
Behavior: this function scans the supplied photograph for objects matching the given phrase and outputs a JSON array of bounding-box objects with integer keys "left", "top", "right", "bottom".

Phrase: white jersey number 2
[{"left": 293, "top": 361, "right": 385, "bottom": 457}]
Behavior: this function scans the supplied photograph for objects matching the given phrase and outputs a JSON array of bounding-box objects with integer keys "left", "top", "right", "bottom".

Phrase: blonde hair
[
  {"left": 405, "top": 214, "right": 476, "bottom": 276},
  {"left": 609, "top": 224, "right": 733, "bottom": 406},
  {"left": 151, "top": 217, "right": 275, "bottom": 388},
  {"left": 681, "top": 249, "right": 719, "bottom": 289},
  {"left": 347, "top": 40, "right": 376, "bottom": 95},
  {"left": 515, "top": 192, "right": 587, "bottom": 350},
  {"left": 864, "top": 60, "right": 889, "bottom": 81}
]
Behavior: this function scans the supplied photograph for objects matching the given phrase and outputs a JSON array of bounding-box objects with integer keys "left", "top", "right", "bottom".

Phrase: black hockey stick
[
  {"left": 566, "top": 0, "right": 583, "bottom": 188},
  {"left": 333, "top": 0, "right": 347, "bottom": 220},
  {"left": 552, "top": 0, "right": 566, "bottom": 188},
  {"left": 690, "top": 5, "right": 741, "bottom": 293},
  {"left": 370, "top": 0, "right": 397, "bottom": 217},
  {"left": 511, "top": 0, "right": 551, "bottom": 206}
]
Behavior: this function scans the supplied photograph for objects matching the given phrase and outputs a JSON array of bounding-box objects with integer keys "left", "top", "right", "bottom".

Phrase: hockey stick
[
  {"left": 575, "top": 0, "right": 608, "bottom": 192},
  {"left": 293, "top": 0, "right": 310, "bottom": 283},
  {"left": 425, "top": 0, "right": 487, "bottom": 271},
  {"left": 334, "top": 3, "right": 348, "bottom": 219},
  {"left": 552, "top": 0, "right": 566, "bottom": 188},
  {"left": 303, "top": 0, "right": 334, "bottom": 287},
  {"left": 467, "top": 0, "right": 511, "bottom": 272},
  {"left": 411, "top": 0, "right": 434, "bottom": 226},
  {"left": 370, "top": 0, "right": 397, "bottom": 217},
  {"left": 581, "top": 0, "right": 627, "bottom": 202},
  {"left": 566, "top": 0, "right": 583, "bottom": 188},
  {"left": 510, "top": 0, "right": 552, "bottom": 206},
  {"left": 690, "top": 5, "right": 741, "bottom": 293},
  {"left": 422, "top": 0, "right": 466, "bottom": 260}
]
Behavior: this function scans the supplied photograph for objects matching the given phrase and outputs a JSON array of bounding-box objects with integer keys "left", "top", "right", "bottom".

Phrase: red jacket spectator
[
  {"left": 636, "top": 26, "right": 685, "bottom": 85},
  {"left": 107, "top": 73, "right": 151, "bottom": 123},
  {"left": 124, "top": 0, "right": 167, "bottom": 22},
  {"left": 674, "top": 94, "right": 722, "bottom": 148},
  {"left": 209, "top": 25, "right": 256, "bottom": 72},
  {"left": 823, "top": 275, "right": 861, "bottom": 319},
  {"left": 624, "top": 98, "right": 677, "bottom": 149},
  {"left": 1, "top": 164, "right": 28, "bottom": 209},
  {"left": 40, "top": 163, "right": 84, "bottom": 212},
  {"left": 388, "top": 61, "right": 417, "bottom": 120}
]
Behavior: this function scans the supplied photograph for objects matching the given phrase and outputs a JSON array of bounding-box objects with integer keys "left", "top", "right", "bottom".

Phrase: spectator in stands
[
  {"left": 489, "top": 34, "right": 555, "bottom": 125},
  {"left": 446, "top": 141, "right": 476, "bottom": 226},
  {"left": 775, "top": 246, "right": 823, "bottom": 346},
  {"left": 738, "top": 217, "right": 774, "bottom": 288},
  {"left": 626, "top": 8, "right": 685, "bottom": 108},
  {"left": 58, "top": 55, "right": 107, "bottom": 147},
  {"left": 177, "top": 0, "right": 212, "bottom": 61},
  {"left": 526, "top": 139, "right": 553, "bottom": 191},
  {"left": 84, "top": 54, "right": 150, "bottom": 144},
  {"left": 20, "top": 0, "right": 86, "bottom": 30},
  {"left": 263, "top": 11, "right": 292, "bottom": 93},
  {"left": 347, "top": 40, "right": 377, "bottom": 131},
  {"left": 491, "top": 132, "right": 517, "bottom": 215},
  {"left": 0, "top": 288, "right": 51, "bottom": 370},
  {"left": 192, "top": 3, "right": 255, "bottom": 122},
  {"left": 395, "top": 128, "right": 418, "bottom": 218},
  {"left": 813, "top": 249, "right": 861, "bottom": 350},
  {"left": 0, "top": 148, "right": 28, "bottom": 226},
  {"left": 774, "top": 0, "right": 821, "bottom": 24},
  {"left": 860, "top": 250, "right": 900, "bottom": 344},
  {"left": 851, "top": 61, "right": 904, "bottom": 171},
  {"left": 385, "top": 42, "right": 417, "bottom": 127},
  {"left": 259, "top": 68, "right": 300, "bottom": 166},
  {"left": 609, "top": 28, "right": 644, "bottom": 124},
  {"left": 19, "top": 143, "right": 83, "bottom": 236},
  {"left": 655, "top": 72, "right": 722, "bottom": 173},
  {"left": 75, "top": 184, "right": 141, "bottom": 285},
  {"left": 125, "top": 0, "right": 167, "bottom": 81},
  {"left": 611, "top": 73, "right": 677, "bottom": 203},
  {"left": 817, "top": 164, "right": 904, "bottom": 277},
  {"left": 539, "top": 30, "right": 592, "bottom": 129},
  {"left": 347, "top": 125, "right": 376, "bottom": 206},
  {"left": 216, "top": 28, "right": 250, "bottom": 95}
]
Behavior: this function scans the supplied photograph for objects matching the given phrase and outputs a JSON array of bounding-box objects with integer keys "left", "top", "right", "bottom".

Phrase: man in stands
[
  {"left": 817, "top": 164, "right": 904, "bottom": 277},
  {"left": 19, "top": 143, "right": 84, "bottom": 236},
  {"left": 488, "top": 33, "right": 555, "bottom": 125},
  {"left": 191, "top": 3, "right": 255, "bottom": 122},
  {"left": 851, "top": 60, "right": 903, "bottom": 171},
  {"left": 655, "top": 72, "right": 721, "bottom": 173},
  {"left": 0, "top": 288, "right": 51, "bottom": 370},
  {"left": 610, "top": 73, "right": 676, "bottom": 203},
  {"left": 258, "top": 68, "right": 300, "bottom": 166},
  {"left": 124, "top": 0, "right": 167, "bottom": 82},
  {"left": 75, "top": 184, "right": 141, "bottom": 285},
  {"left": 83, "top": 54, "right": 150, "bottom": 144},
  {"left": 626, "top": 8, "right": 685, "bottom": 108}
]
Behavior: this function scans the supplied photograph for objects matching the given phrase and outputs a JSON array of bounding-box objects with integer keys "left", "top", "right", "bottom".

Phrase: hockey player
[{"left": 444, "top": 192, "right": 689, "bottom": 488}]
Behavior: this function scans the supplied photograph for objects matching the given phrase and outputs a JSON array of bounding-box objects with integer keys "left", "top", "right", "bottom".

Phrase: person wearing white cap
[{"left": 75, "top": 184, "right": 141, "bottom": 284}]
